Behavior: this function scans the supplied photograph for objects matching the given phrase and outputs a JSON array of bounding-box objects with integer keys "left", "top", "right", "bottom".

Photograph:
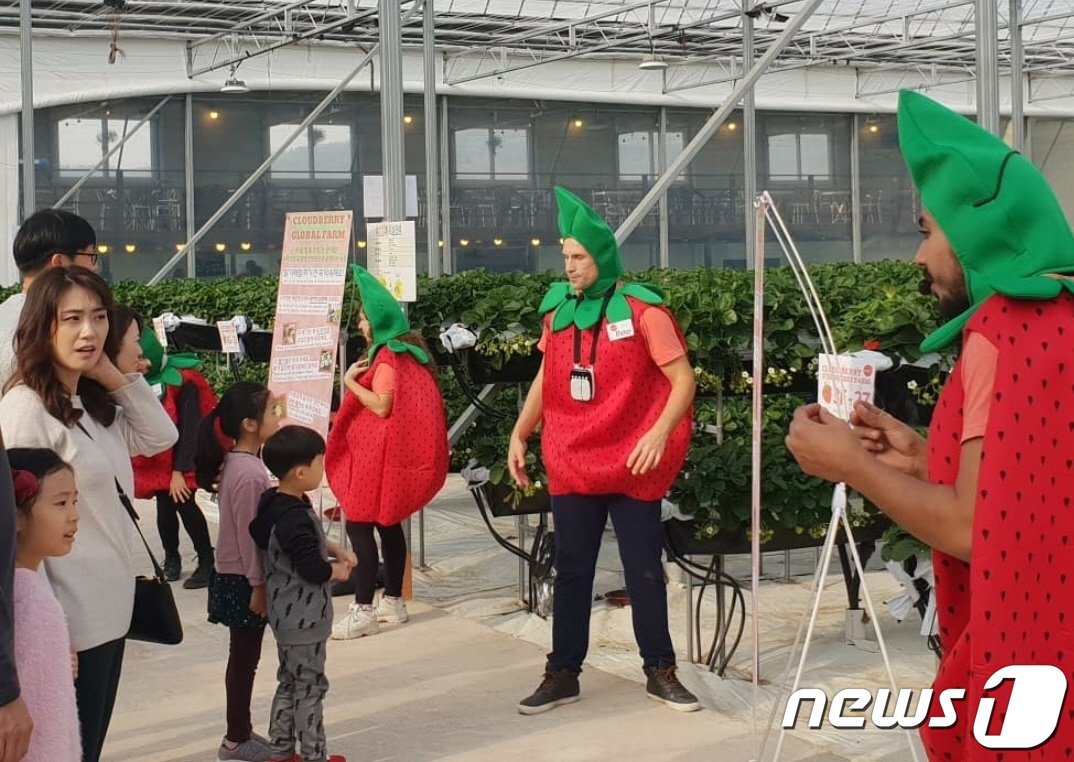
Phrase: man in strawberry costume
[
  {"left": 132, "top": 328, "right": 217, "bottom": 589},
  {"left": 788, "top": 91, "right": 1074, "bottom": 759},
  {"left": 509, "top": 186, "right": 699, "bottom": 715}
]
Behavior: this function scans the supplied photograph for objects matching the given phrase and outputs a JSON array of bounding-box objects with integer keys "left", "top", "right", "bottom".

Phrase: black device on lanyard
[{"left": 569, "top": 290, "right": 615, "bottom": 403}]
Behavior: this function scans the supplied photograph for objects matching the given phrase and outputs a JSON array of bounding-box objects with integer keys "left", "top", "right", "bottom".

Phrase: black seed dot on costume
[
  {"left": 984, "top": 569, "right": 991, "bottom": 580},
  {"left": 996, "top": 392, "right": 1004, "bottom": 401},
  {"left": 1000, "top": 470, "right": 1007, "bottom": 480},
  {"left": 985, "top": 611, "right": 991, "bottom": 621},
  {"left": 1001, "top": 550, "right": 1008, "bottom": 561},
  {"left": 985, "top": 651, "right": 992, "bottom": 662},
  {"left": 1043, "top": 341, "right": 1051, "bottom": 352},
  {"left": 1009, "top": 336, "right": 1016, "bottom": 345},
  {"left": 999, "top": 431, "right": 1006, "bottom": 442},
  {"left": 1022, "top": 322, "right": 1029, "bottom": 332},
  {"left": 983, "top": 528, "right": 991, "bottom": 540}
]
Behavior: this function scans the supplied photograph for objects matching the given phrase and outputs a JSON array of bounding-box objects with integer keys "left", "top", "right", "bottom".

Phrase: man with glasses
[{"left": 0, "top": 209, "right": 101, "bottom": 390}]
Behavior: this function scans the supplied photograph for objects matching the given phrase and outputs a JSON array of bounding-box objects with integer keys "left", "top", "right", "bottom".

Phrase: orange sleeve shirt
[
  {"left": 960, "top": 330, "right": 998, "bottom": 443},
  {"left": 537, "top": 308, "right": 685, "bottom": 367},
  {"left": 372, "top": 363, "right": 396, "bottom": 395}
]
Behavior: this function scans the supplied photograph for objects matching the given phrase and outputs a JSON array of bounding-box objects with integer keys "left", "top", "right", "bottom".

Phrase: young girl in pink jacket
[{"left": 10, "top": 447, "right": 80, "bottom": 762}]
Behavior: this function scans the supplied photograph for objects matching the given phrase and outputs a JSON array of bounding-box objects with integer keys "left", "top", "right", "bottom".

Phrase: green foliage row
[{"left": 11, "top": 261, "right": 939, "bottom": 542}]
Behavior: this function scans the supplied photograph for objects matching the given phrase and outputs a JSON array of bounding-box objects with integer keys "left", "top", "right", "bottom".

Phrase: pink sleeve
[
  {"left": 233, "top": 471, "right": 270, "bottom": 586},
  {"left": 960, "top": 330, "right": 998, "bottom": 443}
]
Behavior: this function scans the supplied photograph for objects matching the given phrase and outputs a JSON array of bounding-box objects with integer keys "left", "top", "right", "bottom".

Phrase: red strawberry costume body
[
  {"left": 326, "top": 347, "right": 448, "bottom": 525},
  {"left": 133, "top": 368, "right": 217, "bottom": 499},
  {"left": 540, "top": 298, "right": 691, "bottom": 499},
  {"left": 921, "top": 293, "right": 1074, "bottom": 760}
]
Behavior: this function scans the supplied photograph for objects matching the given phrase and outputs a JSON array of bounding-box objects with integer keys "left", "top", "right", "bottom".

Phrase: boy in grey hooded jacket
[{"left": 250, "top": 426, "right": 354, "bottom": 762}]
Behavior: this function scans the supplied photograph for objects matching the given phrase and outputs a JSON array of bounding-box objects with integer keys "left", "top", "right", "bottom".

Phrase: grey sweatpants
[{"left": 268, "top": 639, "right": 329, "bottom": 762}]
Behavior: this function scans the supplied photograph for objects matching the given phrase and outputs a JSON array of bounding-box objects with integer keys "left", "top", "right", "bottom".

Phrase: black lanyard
[{"left": 572, "top": 289, "right": 615, "bottom": 367}]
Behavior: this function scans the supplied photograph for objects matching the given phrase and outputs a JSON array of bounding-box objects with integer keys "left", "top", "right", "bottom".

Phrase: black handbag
[{"left": 77, "top": 422, "right": 184, "bottom": 645}]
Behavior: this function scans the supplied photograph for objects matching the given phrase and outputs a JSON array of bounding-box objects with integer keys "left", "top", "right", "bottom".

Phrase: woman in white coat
[{"left": 0, "top": 266, "right": 177, "bottom": 762}]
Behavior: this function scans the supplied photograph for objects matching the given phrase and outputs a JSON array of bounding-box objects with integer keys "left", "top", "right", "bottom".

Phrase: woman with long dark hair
[{"left": 0, "top": 267, "right": 177, "bottom": 762}]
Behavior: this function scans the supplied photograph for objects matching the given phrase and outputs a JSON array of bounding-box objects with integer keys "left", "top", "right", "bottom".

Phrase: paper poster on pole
[
  {"left": 267, "top": 211, "right": 353, "bottom": 442},
  {"left": 817, "top": 353, "right": 877, "bottom": 421},
  {"left": 367, "top": 220, "right": 417, "bottom": 302},
  {"left": 217, "top": 321, "right": 241, "bottom": 354},
  {"left": 152, "top": 316, "right": 168, "bottom": 348}
]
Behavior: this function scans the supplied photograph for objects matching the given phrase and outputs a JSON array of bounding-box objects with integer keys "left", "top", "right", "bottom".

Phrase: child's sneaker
[
  {"left": 332, "top": 602, "right": 380, "bottom": 639},
  {"left": 217, "top": 736, "right": 272, "bottom": 761},
  {"left": 376, "top": 594, "right": 409, "bottom": 624}
]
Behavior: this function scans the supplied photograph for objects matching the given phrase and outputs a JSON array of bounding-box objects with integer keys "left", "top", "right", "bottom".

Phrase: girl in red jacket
[{"left": 326, "top": 265, "right": 448, "bottom": 640}]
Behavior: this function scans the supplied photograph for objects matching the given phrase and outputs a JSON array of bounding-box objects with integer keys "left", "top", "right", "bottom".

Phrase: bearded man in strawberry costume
[
  {"left": 788, "top": 91, "right": 1074, "bottom": 760},
  {"left": 509, "top": 186, "right": 699, "bottom": 715}
]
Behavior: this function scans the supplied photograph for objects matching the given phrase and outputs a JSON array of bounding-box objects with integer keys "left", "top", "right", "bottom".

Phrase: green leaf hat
[
  {"left": 539, "top": 186, "right": 665, "bottom": 331},
  {"left": 139, "top": 326, "right": 201, "bottom": 394},
  {"left": 350, "top": 264, "right": 429, "bottom": 365},
  {"left": 898, "top": 90, "right": 1074, "bottom": 352}
]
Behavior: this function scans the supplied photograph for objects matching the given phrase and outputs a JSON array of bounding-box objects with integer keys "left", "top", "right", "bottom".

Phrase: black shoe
[
  {"left": 183, "top": 554, "right": 214, "bottom": 590},
  {"left": 644, "top": 666, "right": 701, "bottom": 712},
  {"left": 517, "top": 670, "right": 580, "bottom": 715},
  {"left": 162, "top": 554, "right": 181, "bottom": 582}
]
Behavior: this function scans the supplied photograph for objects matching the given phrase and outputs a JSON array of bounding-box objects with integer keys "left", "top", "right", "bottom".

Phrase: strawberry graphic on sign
[
  {"left": 822, "top": 383, "right": 833, "bottom": 404},
  {"left": 863, "top": 364, "right": 874, "bottom": 378}
]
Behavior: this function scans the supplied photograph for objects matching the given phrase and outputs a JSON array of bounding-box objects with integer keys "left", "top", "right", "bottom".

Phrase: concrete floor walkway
[{"left": 102, "top": 479, "right": 930, "bottom": 762}]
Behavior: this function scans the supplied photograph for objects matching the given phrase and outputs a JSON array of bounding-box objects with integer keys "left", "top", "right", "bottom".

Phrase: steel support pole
[
  {"left": 743, "top": 1, "right": 757, "bottom": 270},
  {"left": 185, "top": 93, "right": 196, "bottom": 277},
  {"left": 658, "top": 106, "right": 669, "bottom": 268},
  {"left": 851, "top": 114, "right": 862, "bottom": 263},
  {"left": 20, "top": 0, "right": 34, "bottom": 218},
  {"left": 440, "top": 95, "right": 453, "bottom": 273},
  {"left": 1009, "top": 0, "right": 1025, "bottom": 151},
  {"left": 614, "top": 0, "right": 824, "bottom": 246},
  {"left": 975, "top": 0, "right": 1001, "bottom": 136},
  {"left": 380, "top": 0, "right": 405, "bottom": 221},
  {"left": 54, "top": 97, "right": 173, "bottom": 212},
  {"left": 423, "top": 0, "right": 440, "bottom": 277},
  {"left": 147, "top": 46, "right": 380, "bottom": 285}
]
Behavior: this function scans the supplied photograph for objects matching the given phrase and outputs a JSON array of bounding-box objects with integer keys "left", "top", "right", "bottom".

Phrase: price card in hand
[{"left": 817, "top": 353, "right": 877, "bottom": 421}]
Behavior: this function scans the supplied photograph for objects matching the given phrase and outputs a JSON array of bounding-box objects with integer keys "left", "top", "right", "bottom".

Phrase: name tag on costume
[{"left": 606, "top": 319, "right": 635, "bottom": 341}]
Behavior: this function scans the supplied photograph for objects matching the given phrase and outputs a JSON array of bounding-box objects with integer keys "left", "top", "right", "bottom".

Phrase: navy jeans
[{"left": 548, "top": 493, "right": 675, "bottom": 673}]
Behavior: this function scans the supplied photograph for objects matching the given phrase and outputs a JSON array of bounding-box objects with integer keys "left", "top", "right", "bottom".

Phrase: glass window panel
[
  {"left": 311, "top": 124, "right": 351, "bottom": 179},
  {"left": 666, "top": 131, "right": 684, "bottom": 167},
  {"left": 108, "top": 119, "right": 152, "bottom": 178},
  {"left": 618, "top": 131, "right": 651, "bottom": 179},
  {"left": 454, "top": 127, "right": 492, "bottom": 180},
  {"left": 767, "top": 133, "right": 798, "bottom": 181},
  {"left": 799, "top": 133, "right": 830, "bottom": 179},
  {"left": 58, "top": 119, "right": 105, "bottom": 176},
  {"left": 270, "top": 124, "right": 310, "bottom": 178},
  {"left": 492, "top": 128, "right": 528, "bottom": 180}
]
